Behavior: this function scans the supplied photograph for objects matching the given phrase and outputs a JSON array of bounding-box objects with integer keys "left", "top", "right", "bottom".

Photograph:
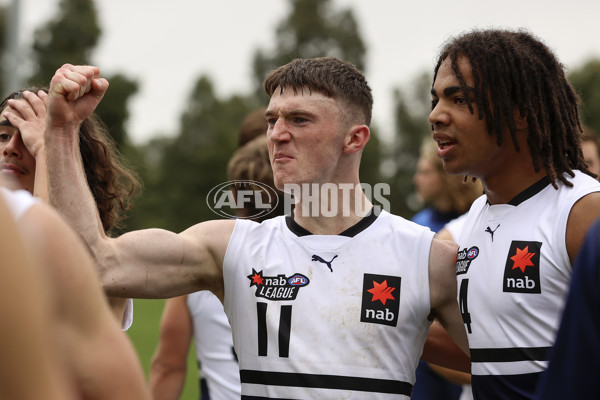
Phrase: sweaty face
[
  {"left": 429, "top": 57, "right": 506, "bottom": 181},
  {"left": 0, "top": 103, "right": 36, "bottom": 193},
  {"left": 266, "top": 87, "right": 347, "bottom": 191}
]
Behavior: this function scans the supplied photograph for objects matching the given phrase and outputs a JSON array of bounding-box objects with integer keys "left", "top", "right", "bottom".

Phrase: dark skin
[{"left": 423, "top": 55, "right": 600, "bottom": 372}]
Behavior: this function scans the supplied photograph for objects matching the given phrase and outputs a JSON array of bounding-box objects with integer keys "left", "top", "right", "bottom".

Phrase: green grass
[{"left": 126, "top": 299, "right": 199, "bottom": 400}]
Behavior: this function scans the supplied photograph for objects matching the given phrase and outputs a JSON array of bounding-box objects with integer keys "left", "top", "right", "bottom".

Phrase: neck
[
  {"left": 483, "top": 168, "right": 548, "bottom": 205},
  {"left": 292, "top": 184, "right": 373, "bottom": 235}
]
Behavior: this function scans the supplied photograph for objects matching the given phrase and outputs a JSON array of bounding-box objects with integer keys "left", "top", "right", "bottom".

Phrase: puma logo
[
  {"left": 485, "top": 224, "right": 500, "bottom": 241},
  {"left": 311, "top": 254, "right": 338, "bottom": 272}
]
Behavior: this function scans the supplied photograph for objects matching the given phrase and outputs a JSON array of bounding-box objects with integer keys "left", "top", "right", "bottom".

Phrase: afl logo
[
  {"left": 288, "top": 274, "right": 309, "bottom": 286},
  {"left": 467, "top": 247, "right": 479, "bottom": 259},
  {"left": 206, "top": 180, "right": 279, "bottom": 219}
]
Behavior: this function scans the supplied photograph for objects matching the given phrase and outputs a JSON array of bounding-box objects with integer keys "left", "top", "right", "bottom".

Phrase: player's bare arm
[
  {"left": 45, "top": 64, "right": 234, "bottom": 299},
  {"left": 428, "top": 237, "right": 470, "bottom": 356},
  {"left": 150, "top": 295, "right": 193, "bottom": 400},
  {"left": 566, "top": 191, "right": 600, "bottom": 263}
]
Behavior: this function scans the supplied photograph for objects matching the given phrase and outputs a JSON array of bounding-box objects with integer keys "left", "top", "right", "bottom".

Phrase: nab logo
[
  {"left": 503, "top": 241, "right": 542, "bottom": 293},
  {"left": 247, "top": 269, "right": 310, "bottom": 301},
  {"left": 360, "top": 273, "right": 401, "bottom": 327}
]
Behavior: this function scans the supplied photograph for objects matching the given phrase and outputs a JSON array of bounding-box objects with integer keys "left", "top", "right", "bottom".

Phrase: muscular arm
[
  {"left": 44, "top": 64, "right": 233, "bottom": 299},
  {"left": 566, "top": 192, "right": 600, "bottom": 263},
  {"left": 426, "top": 238, "right": 471, "bottom": 371},
  {"left": 150, "top": 296, "right": 193, "bottom": 400}
]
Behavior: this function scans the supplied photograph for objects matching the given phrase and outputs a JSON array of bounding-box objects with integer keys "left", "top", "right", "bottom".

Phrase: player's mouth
[
  {"left": 433, "top": 136, "right": 457, "bottom": 159},
  {"left": 0, "top": 163, "right": 25, "bottom": 175}
]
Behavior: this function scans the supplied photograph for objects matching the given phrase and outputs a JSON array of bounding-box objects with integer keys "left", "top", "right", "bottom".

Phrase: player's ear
[{"left": 343, "top": 124, "right": 370, "bottom": 154}]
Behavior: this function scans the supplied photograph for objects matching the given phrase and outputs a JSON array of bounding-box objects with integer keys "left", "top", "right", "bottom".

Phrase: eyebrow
[
  {"left": 265, "top": 109, "right": 316, "bottom": 118},
  {"left": 431, "top": 86, "right": 463, "bottom": 97},
  {"left": 0, "top": 120, "right": 13, "bottom": 128}
]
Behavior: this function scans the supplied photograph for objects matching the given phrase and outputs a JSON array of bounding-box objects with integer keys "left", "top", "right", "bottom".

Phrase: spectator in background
[
  {"left": 412, "top": 138, "right": 482, "bottom": 232},
  {"left": 150, "top": 108, "right": 282, "bottom": 400},
  {"left": 411, "top": 138, "right": 481, "bottom": 400},
  {"left": 237, "top": 107, "right": 267, "bottom": 147},
  {"left": 581, "top": 125, "right": 600, "bottom": 178},
  {"left": 1, "top": 87, "right": 141, "bottom": 329}
]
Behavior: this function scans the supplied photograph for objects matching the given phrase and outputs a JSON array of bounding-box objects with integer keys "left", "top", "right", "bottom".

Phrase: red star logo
[
  {"left": 247, "top": 269, "right": 264, "bottom": 286},
  {"left": 367, "top": 280, "right": 396, "bottom": 305},
  {"left": 510, "top": 246, "right": 535, "bottom": 273}
]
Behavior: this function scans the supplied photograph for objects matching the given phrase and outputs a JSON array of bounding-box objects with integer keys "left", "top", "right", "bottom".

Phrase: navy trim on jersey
[
  {"left": 486, "top": 176, "right": 551, "bottom": 206},
  {"left": 240, "top": 369, "right": 413, "bottom": 396},
  {"left": 470, "top": 346, "right": 551, "bottom": 363},
  {"left": 508, "top": 176, "right": 551, "bottom": 206},
  {"left": 285, "top": 207, "right": 379, "bottom": 237},
  {"left": 471, "top": 372, "right": 540, "bottom": 400},
  {"left": 241, "top": 396, "right": 295, "bottom": 400}
]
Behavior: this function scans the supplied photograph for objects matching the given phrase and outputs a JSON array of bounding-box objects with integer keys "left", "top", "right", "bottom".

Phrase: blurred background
[{"left": 2, "top": 0, "right": 600, "bottom": 398}]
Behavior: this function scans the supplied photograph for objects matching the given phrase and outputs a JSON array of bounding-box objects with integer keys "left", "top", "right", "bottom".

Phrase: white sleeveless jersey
[
  {"left": 455, "top": 172, "right": 600, "bottom": 381},
  {"left": 187, "top": 291, "right": 241, "bottom": 399},
  {"left": 223, "top": 210, "right": 435, "bottom": 399},
  {"left": 0, "top": 188, "right": 38, "bottom": 220}
]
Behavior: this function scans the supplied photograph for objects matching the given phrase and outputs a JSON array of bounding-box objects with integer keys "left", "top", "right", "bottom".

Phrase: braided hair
[{"left": 433, "top": 28, "right": 591, "bottom": 187}]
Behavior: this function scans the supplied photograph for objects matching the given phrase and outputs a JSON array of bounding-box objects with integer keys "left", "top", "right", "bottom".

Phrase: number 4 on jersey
[{"left": 459, "top": 279, "right": 472, "bottom": 334}]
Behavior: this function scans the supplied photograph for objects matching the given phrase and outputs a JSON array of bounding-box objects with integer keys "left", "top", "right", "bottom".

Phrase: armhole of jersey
[
  {"left": 222, "top": 218, "right": 249, "bottom": 317},
  {"left": 121, "top": 298, "right": 134, "bottom": 331},
  {"left": 223, "top": 219, "right": 247, "bottom": 275}
]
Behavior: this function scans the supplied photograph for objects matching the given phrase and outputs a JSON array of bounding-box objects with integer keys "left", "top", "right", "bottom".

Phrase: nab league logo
[
  {"left": 247, "top": 268, "right": 309, "bottom": 301},
  {"left": 456, "top": 246, "right": 479, "bottom": 275},
  {"left": 503, "top": 241, "right": 542, "bottom": 293},
  {"left": 360, "top": 273, "right": 401, "bottom": 327}
]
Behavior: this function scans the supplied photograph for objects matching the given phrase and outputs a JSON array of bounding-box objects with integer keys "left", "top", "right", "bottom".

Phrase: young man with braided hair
[
  {"left": 45, "top": 58, "right": 468, "bottom": 399},
  {"left": 429, "top": 28, "right": 600, "bottom": 399}
]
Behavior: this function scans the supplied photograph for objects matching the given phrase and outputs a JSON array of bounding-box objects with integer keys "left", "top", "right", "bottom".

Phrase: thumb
[{"left": 90, "top": 78, "right": 109, "bottom": 102}]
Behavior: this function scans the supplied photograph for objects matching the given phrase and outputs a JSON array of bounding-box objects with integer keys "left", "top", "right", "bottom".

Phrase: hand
[
  {"left": 46, "top": 64, "right": 109, "bottom": 134},
  {"left": 4, "top": 90, "right": 47, "bottom": 159}
]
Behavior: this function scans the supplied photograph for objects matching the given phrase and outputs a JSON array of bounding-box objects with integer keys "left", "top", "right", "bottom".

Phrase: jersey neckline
[{"left": 285, "top": 207, "right": 380, "bottom": 237}]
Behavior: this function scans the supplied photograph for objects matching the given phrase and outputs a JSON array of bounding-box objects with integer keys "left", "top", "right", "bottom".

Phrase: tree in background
[
  {"left": 388, "top": 71, "right": 433, "bottom": 218},
  {"left": 137, "top": 76, "right": 260, "bottom": 232},
  {"left": 27, "top": 0, "right": 139, "bottom": 154},
  {"left": 252, "top": 0, "right": 382, "bottom": 196},
  {"left": 569, "top": 58, "right": 600, "bottom": 135},
  {"left": 251, "top": 0, "right": 366, "bottom": 99},
  {"left": 0, "top": 4, "right": 9, "bottom": 94},
  {"left": 28, "top": 0, "right": 100, "bottom": 85}
]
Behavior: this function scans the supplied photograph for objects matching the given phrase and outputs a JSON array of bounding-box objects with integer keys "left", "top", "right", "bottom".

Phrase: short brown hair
[{"left": 264, "top": 57, "right": 373, "bottom": 126}]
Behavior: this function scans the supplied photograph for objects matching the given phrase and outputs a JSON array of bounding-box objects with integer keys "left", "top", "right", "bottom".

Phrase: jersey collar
[{"left": 285, "top": 207, "right": 380, "bottom": 237}]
